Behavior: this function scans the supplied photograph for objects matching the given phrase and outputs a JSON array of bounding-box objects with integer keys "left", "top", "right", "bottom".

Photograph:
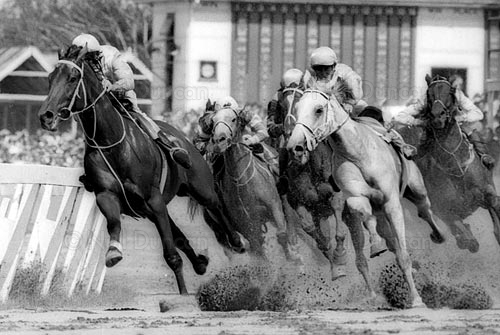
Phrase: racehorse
[
  {"left": 209, "top": 103, "right": 300, "bottom": 261},
  {"left": 38, "top": 45, "right": 246, "bottom": 295},
  {"left": 286, "top": 88, "right": 445, "bottom": 307},
  {"left": 278, "top": 83, "right": 348, "bottom": 279},
  {"left": 401, "top": 74, "right": 500, "bottom": 252}
]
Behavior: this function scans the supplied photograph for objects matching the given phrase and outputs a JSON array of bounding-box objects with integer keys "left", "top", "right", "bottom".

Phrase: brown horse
[
  {"left": 209, "top": 104, "right": 300, "bottom": 261},
  {"left": 287, "top": 89, "right": 445, "bottom": 307},
  {"left": 400, "top": 75, "right": 500, "bottom": 252},
  {"left": 38, "top": 45, "right": 246, "bottom": 295}
]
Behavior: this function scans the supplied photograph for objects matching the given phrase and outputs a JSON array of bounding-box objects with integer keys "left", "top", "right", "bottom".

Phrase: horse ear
[
  {"left": 425, "top": 74, "right": 432, "bottom": 85},
  {"left": 76, "top": 44, "right": 88, "bottom": 62},
  {"left": 205, "top": 99, "right": 212, "bottom": 110},
  {"left": 57, "top": 48, "right": 65, "bottom": 60}
]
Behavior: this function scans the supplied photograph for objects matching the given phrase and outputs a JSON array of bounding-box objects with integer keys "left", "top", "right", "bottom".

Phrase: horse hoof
[
  {"left": 370, "top": 243, "right": 388, "bottom": 258},
  {"left": 230, "top": 233, "right": 249, "bottom": 254},
  {"left": 430, "top": 231, "right": 445, "bottom": 244},
  {"left": 331, "top": 267, "right": 347, "bottom": 281},
  {"left": 194, "top": 255, "right": 209, "bottom": 275},
  {"left": 411, "top": 297, "right": 427, "bottom": 309},
  {"left": 105, "top": 247, "right": 123, "bottom": 268},
  {"left": 468, "top": 240, "right": 480, "bottom": 253}
]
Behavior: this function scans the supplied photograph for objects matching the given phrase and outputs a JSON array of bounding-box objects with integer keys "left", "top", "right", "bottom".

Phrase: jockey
[
  {"left": 71, "top": 33, "right": 191, "bottom": 169},
  {"left": 194, "top": 96, "right": 275, "bottom": 181},
  {"left": 266, "top": 68, "right": 304, "bottom": 140},
  {"left": 304, "top": 46, "right": 416, "bottom": 158},
  {"left": 392, "top": 87, "right": 495, "bottom": 169},
  {"left": 267, "top": 68, "right": 304, "bottom": 194}
]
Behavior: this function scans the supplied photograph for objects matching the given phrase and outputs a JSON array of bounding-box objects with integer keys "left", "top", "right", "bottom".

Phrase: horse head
[
  {"left": 211, "top": 105, "right": 242, "bottom": 154},
  {"left": 286, "top": 89, "right": 348, "bottom": 163},
  {"left": 39, "top": 45, "right": 103, "bottom": 131},
  {"left": 279, "top": 82, "right": 305, "bottom": 137},
  {"left": 425, "top": 74, "right": 457, "bottom": 130}
]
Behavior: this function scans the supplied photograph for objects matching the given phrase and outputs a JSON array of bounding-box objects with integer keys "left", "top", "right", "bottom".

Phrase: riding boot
[
  {"left": 156, "top": 131, "right": 192, "bottom": 169},
  {"left": 276, "top": 148, "right": 289, "bottom": 195},
  {"left": 387, "top": 129, "right": 417, "bottom": 159},
  {"left": 468, "top": 131, "right": 495, "bottom": 170}
]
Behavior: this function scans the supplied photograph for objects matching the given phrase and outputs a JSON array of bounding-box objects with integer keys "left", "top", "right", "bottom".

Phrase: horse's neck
[
  {"left": 224, "top": 143, "right": 252, "bottom": 174},
  {"left": 80, "top": 71, "right": 124, "bottom": 147},
  {"left": 432, "top": 120, "right": 467, "bottom": 153},
  {"left": 329, "top": 117, "right": 366, "bottom": 160}
]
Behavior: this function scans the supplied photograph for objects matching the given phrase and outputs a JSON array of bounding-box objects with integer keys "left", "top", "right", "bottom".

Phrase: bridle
[
  {"left": 281, "top": 86, "right": 304, "bottom": 133},
  {"left": 295, "top": 89, "right": 349, "bottom": 148},
  {"left": 212, "top": 107, "right": 239, "bottom": 141},
  {"left": 56, "top": 59, "right": 125, "bottom": 150},
  {"left": 427, "top": 79, "right": 456, "bottom": 120}
]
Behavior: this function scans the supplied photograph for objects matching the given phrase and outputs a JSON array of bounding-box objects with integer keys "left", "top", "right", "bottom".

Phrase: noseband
[{"left": 213, "top": 107, "right": 239, "bottom": 140}]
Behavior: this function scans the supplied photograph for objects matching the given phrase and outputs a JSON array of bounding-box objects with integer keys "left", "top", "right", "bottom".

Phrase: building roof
[
  {"left": 0, "top": 46, "right": 54, "bottom": 82},
  {"left": 0, "top": 46, "right": 152, "bottom": 103},
  {"left": 136, "top": 0, "right": 500, "bottom": 8}
]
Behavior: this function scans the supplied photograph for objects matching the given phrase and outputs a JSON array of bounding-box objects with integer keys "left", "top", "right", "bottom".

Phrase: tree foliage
[{"left": 0, "top": 0, "right": 152, "bottom": 66}]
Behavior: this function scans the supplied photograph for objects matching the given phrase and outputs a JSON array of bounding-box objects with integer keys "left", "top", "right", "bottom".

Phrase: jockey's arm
[
  {"left": 107, "top": 48, "right": 134, "bottom": 92},
  {"left": 342, "top": 69, "right": 363, "bottom": 106},
  {"left": 391, "top": 96, "right": 426, "bottom": 127},
  {"left": 455, "top": 90, "right": 483, "bottom": 124},
  {"left": 243, "top": 110, "right": 269, "bottom": 144}
]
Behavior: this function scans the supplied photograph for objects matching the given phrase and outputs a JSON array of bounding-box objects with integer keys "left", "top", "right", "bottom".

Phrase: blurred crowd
[{"left": 0, "top": 129, "right": 84, "bottom": 167}]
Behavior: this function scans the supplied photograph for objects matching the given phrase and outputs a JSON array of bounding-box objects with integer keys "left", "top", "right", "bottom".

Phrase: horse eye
[
  {"left": 316, "top": 108, "right": 323, "bottom": 114},
  {"left": 231, "top": 118, "right": 236, "bottom": 122},
  {"left": 69, "top": 76, "right": 78, "bottom": 83}
]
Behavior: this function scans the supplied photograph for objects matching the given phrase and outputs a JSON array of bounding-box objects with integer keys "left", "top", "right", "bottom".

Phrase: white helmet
[
  {"left": 72, "top": 34, "right": 101, "bottom": 52},
  {"left": 218, "top": 96, "right": 239, "bottom": 111},
  {"left": 281, "top": 68, "right": 303, "bottom": 88},
  {"left": 310, "top": 47, "right": 338, "bottom": 67}
]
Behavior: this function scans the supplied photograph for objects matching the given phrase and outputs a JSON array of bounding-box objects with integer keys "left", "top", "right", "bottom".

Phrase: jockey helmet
[
  {"left": 72, "top": 34, "right": 101, "bottom": 52},
  {"left": 281, "top": 68, "right": 303, "bottom": 88},
  {"left": 218, "top": 96, "right": 239, "bottom": 111},
  {"left": 310, "top": 47, "right": 337, "bottom": 67}
]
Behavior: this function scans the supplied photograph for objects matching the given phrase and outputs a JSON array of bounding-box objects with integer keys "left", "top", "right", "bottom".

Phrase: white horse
[{"left": 286, "top": 89, "right": 445, "bottom": 307}]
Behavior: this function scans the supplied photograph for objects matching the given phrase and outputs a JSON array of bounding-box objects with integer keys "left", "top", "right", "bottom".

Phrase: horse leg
[
  {"left": 405, "top": 164, "right": 446, "bottom": 244},
  {"left": 277, "top": 194, "right": 302, "bottom": 263},
  {"left": 343, "top": 203, "right": 376, "bottom": 297},
  {"left": 189, "top": 185, "right": 248, "bottom": 253},
  {"left": 384, "top": 196, "right": 424, "bottom": 308},
  {"left": 147, "top": 190, "right": 187, "bottom": 295},
  {"left": 170, "top": 217, "right": 209, "bottom": 275},
  {"left": 484, "top": 185, "right": 500, "bottom": 247},
  {"left": 95, "top": 191, "right": 123, "bottom": 268},
  {"left": 346, "top": 196, "right": 387, "bottom": 258},
  {"left": 331, "top": 192, "right": 347, "bottom": 265}
]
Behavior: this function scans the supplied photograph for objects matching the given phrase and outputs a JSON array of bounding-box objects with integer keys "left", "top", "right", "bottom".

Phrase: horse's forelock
[{"left": 62, "top": 45, "right": 83, "bottom": 61}]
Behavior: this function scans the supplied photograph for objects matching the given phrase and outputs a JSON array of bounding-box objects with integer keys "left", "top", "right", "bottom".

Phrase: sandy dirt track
[
  {"left": 1, "top": 305, "right": 500, "bottom": 334},
  {"left": 2, "top": 172, "right": 500, "bottom": 334}
]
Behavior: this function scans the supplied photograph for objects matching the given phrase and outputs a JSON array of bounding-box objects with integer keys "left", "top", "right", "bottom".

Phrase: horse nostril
[
  {"left": 295, "top": 145, "right": 304, "bottom": 152},
  {"left": 218, "top": 136, "right": 226, "bottom": 143},
  {"left": 45, "top": 111, "right": 54, "bottom": 120}
]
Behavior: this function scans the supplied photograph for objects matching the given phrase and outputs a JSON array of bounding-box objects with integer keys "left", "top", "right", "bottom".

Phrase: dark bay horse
[
  {"left": 278, "top": 83, "right": 348, "bottom": 279},
  {"left": 400, "top": 75, "right": 500, "bottom": 252},
  {"left": 38, "top": 45, "right": 246, "bottom": 295},
  {"left": 287, "top": 89, "right": 445, "bottom": 307},
  {"left": 209, "top": 104, "right": 301, "bottom": 261}
]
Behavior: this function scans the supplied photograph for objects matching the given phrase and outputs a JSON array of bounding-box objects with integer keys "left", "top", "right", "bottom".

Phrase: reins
[{"left": 57, "top": 59, "right": 141, "bottom": 217}]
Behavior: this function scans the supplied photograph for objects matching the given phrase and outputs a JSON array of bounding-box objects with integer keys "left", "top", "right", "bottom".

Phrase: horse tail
[{"left": 187, "top": 195, "right": 201, "bottom": 221}]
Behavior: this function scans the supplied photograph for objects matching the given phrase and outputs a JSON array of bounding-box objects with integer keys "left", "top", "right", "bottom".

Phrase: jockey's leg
[
  {"left": 133, "top": 110, "right": 191, "bottom": 170},
  {"left": 387, "top": 129, "right": 417, "bottom": 159},
  {"left": 467, "top": 129, "right": 495, "bottom": 170}
]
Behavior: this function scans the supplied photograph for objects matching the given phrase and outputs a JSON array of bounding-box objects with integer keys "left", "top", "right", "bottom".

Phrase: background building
[{"left": 140, "top": 0, "right": 500, "bottom": 121}]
